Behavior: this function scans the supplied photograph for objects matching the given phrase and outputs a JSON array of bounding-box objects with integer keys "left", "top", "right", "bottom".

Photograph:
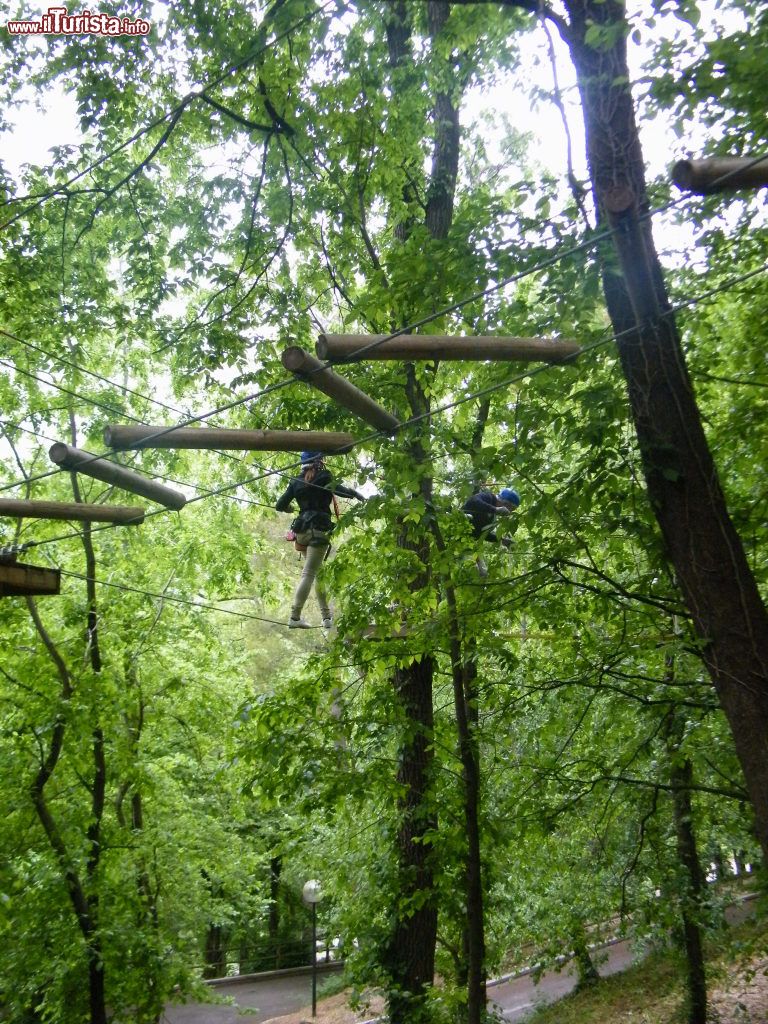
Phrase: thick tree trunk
[
  {"left": 384, "top": 650, "right": 438, "bottom": 1024},
  {"left": 432, "top": 527, "right": 486, "bottom": 1024},
  {"left": 670, "top": 755, "right": 707, "bottom": 1024},
  {"left": 381, "top": 4, "right": 464, "bottom": 1021},
  {"left": 561, "top": 0, "right": 768, "bottom": 861}
]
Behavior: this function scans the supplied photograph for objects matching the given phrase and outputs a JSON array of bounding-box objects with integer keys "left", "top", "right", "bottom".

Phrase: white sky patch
[
  {"left": 4, "top": 83, "right": 83, "bottom": 184},
  {"left": 1, "top": 0, "right": 760, "bottom": 309}
]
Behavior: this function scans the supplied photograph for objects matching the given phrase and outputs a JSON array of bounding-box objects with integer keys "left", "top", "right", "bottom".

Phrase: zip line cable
[
  {"left": 16, "top": 260, "right": 767, "bottom": 557},
  {"left": 1, "top": 157, "right": 766, "bottom": 502},
  {"left": 0, "top": 0, "right": 337, "bottom": 231},
  {"left": 0, "top": 191, "right": 716, "bottom": 495},
  {"left": 0, "top": 325, "right": 288, "bottom": 489},
  {"left": 0, "top": 328, "right": 188, "bottom": 418},
  {"left": 3, "top": 132, "right": 765, "bottom": 492},
  {"left": 57, "top": 569, "right": 315, "bottom": 627},
  {"left": 0, "top": 356, "right": 148, "bottom": 424},
  {"left": 0, "top": 416, "right": 277, "bottom": 512}
]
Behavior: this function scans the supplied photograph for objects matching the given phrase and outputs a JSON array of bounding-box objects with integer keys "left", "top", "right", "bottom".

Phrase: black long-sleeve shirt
[
  {"left": 463, "top": 490, "right": 505, "bottom": 543},
  {"left": 276, "top": 469, "right": 363, "bottom": 516}
]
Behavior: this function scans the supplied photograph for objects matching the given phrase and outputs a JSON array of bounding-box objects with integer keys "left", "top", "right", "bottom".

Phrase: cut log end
[{"left": 281, "top": 345, "right": 312, "bottom": 374}]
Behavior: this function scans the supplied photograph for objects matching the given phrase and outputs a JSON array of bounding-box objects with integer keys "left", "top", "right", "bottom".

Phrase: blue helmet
[
  {"left": 499, "top": 488, "right": 520, "bottom": 507},
  {"left": 300, "top": 451, "right": 323, "bottom": 465}
]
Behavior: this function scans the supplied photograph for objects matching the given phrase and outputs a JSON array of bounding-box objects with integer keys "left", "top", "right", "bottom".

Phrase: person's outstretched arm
[
  {"left": 333, "top": 482, "right": 365, "bottom": 501},
  {"left": 275, "top": 480, "right": 297, "bottom": 512}
]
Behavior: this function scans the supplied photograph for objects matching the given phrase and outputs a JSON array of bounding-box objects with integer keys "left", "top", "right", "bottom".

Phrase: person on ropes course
[
  {"left": 463, "top": 485, "right": 521, "bottom": 577},
  {"left": 276, "top": 451, "right": 365, "bottom": 629}
]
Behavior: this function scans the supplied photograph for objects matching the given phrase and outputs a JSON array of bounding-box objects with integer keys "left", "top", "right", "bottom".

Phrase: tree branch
[{"left": 198, "top": 92, "right": 275, "bottom": 134}]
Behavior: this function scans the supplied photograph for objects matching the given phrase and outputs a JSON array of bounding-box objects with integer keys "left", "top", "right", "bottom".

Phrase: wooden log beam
[
  {"left": 0, "top": 498, "right": 145, "bottom": 524},
  {"left": 316, "top": 334, "right": 580, "bottom": 363},
  {"left": 281, "top": 346, "right": 400, "bottom": 434},
  {"left": 104, "top": 425, "right": 356, "bottom": 454},
  {"left": 49, "top": 443, "right": 187, "bottom": 511},
  {"left": 0, "top": 561, "right": 60, "bottom": 597},
  {"left": 672, "top": 156, "right": 768, "bottom": 194}
]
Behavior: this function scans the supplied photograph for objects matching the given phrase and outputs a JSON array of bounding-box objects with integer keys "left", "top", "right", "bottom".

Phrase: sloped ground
[
  {"left": 257, "top": 964, "right": 768, "bottom": 1024},
  {"left": 258, "top": 928, "right": 768, "bottom": 1024},
  {"left": 259, "top": 989, "right": 385, "bottom": 1024},
  {"left": 710, "top": 962, "right": 768, "bottom": 1024}
]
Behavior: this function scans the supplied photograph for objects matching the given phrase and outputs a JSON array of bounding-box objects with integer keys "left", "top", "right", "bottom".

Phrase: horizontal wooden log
[
  {"left": 672, "top": 156, "right": 768, "bottom": 194},
  {"left": 0, "top": 498, "right": 145, "bottom": 524},
  {"left": 49, "top": 443, "right": 186, "bottom": 511},
  {"left": 0, "top": 561, "right": 60, "bottom": 597},
  {"left": 316, "top": 334, "right": 580, "bottom": 363},
  {"left": 281, "top": 347, "right": 399, "bottom": 434},
  {"left": 104, "top": 425, "right": 356, "bottom": 454}
]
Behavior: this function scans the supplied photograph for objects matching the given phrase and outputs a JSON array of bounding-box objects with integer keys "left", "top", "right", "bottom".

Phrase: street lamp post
[{"left": 302, "top": 879, "right": 322, "bottom": 1017}]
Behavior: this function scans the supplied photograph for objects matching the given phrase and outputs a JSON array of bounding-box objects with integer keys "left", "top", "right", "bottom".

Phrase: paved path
[
  {"left": 489, "top": 937, "right": 634, "bottom": 1021},
  {"left": 162, "top": 966, "right": 343, "bottom": 1024},
  {"left": 162, "top": 946, "right": 632, "bottom": 1024},
  {"left": 164, "top": 896, "right": 757, "bottom": 1024},
  {"left": 489, "top": 895, "right": 756, "bottom": 1021}
]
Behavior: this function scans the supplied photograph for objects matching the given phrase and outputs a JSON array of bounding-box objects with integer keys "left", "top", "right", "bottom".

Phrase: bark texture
[
  {"left": 560, "top": 0, "right": 768, "bottom": 860},
  {"left": 670, "top": 755, "right": 708, "bottom": 1024},
  {"left": 432, "top": 525, "right": 487, "bottom": 1024},
  {"left": 381, "top": 4, "right": 463, "bottom": 1020},
  {"left": 385, "top": 653, "right": 438, "bottom": 1024}
]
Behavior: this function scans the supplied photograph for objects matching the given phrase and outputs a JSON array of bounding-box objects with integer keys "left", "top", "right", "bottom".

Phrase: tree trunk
[
  {"left": 670, "top": 754, "right": 707, "bottom": 1024},
  {"left": 561, "top": 0, "right": 768, "bottom": 861},
  {"left": 571, "top": 918, "right": 599, "bottom": 991},
  {"left": 384, "top": 650, "right": 438, "bottom": 1024},
  {"left": 23, "top": 443, "right": 110, "bottom": 1024},
  {"left": 381, "top": 4, "right": 463, "bottom": 1020},
  {"left": 72, "top": 456, "right": 109, "bottom": 1024},
  {"left": 432, "top": 526, "right": 486, "bottom": 1024},
  {"left": 269, "top": 855, "right": 282, "bottom": 945},
  {"left": 203, "top": 924, "right": 227, "bottom": 980}
]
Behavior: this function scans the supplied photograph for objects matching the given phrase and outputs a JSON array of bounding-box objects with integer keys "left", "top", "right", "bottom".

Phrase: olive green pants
[{"left": 291, "top": 543, "right": 331, "bottom": 620}]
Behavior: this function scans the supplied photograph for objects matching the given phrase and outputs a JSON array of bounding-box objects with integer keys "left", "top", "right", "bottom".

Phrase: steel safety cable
[{"left": 22, "top": 258, "right": 767, "bottom": 555}]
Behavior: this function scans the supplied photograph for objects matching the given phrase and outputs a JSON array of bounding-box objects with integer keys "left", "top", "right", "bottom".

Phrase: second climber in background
[
  {"left": 276, "top": 451, "right": 365, "bottom": 629},
  {"left": 463, "top": 485, "right": 521, "bottom": 577}
]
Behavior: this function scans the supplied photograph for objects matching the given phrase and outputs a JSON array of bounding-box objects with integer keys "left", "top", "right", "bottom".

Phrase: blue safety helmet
[
  {"left": 300, "top": 451, "right": 324, "bottom": 465},
  {"left": 499, "top": 488, "right": 520, "bottom": 507}
]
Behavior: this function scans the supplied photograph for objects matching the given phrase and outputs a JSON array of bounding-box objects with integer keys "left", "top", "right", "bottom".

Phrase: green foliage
[{"left": 0, "top": 1, "right": 765, "bottom": 1020}]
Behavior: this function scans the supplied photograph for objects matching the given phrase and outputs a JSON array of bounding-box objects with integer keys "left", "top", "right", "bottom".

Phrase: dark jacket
[
  {"left": 463, "top": 490, "right": 505, "bottom": 543},
  {"left": 276, "top": 469, "right": 362, "bottom": 530}
]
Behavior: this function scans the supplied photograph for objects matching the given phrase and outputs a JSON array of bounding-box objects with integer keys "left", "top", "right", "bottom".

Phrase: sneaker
[
  {"left": 321, "top": 617, "right": 333, "bottom": 630},
  {"left": 288, "top": 617, "right": 311, "bottom": 629}
]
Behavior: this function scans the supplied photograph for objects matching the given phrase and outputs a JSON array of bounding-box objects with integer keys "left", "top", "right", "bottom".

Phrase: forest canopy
[{"left": 0, "top": 2, "right": 766, "bottom": 1024}]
